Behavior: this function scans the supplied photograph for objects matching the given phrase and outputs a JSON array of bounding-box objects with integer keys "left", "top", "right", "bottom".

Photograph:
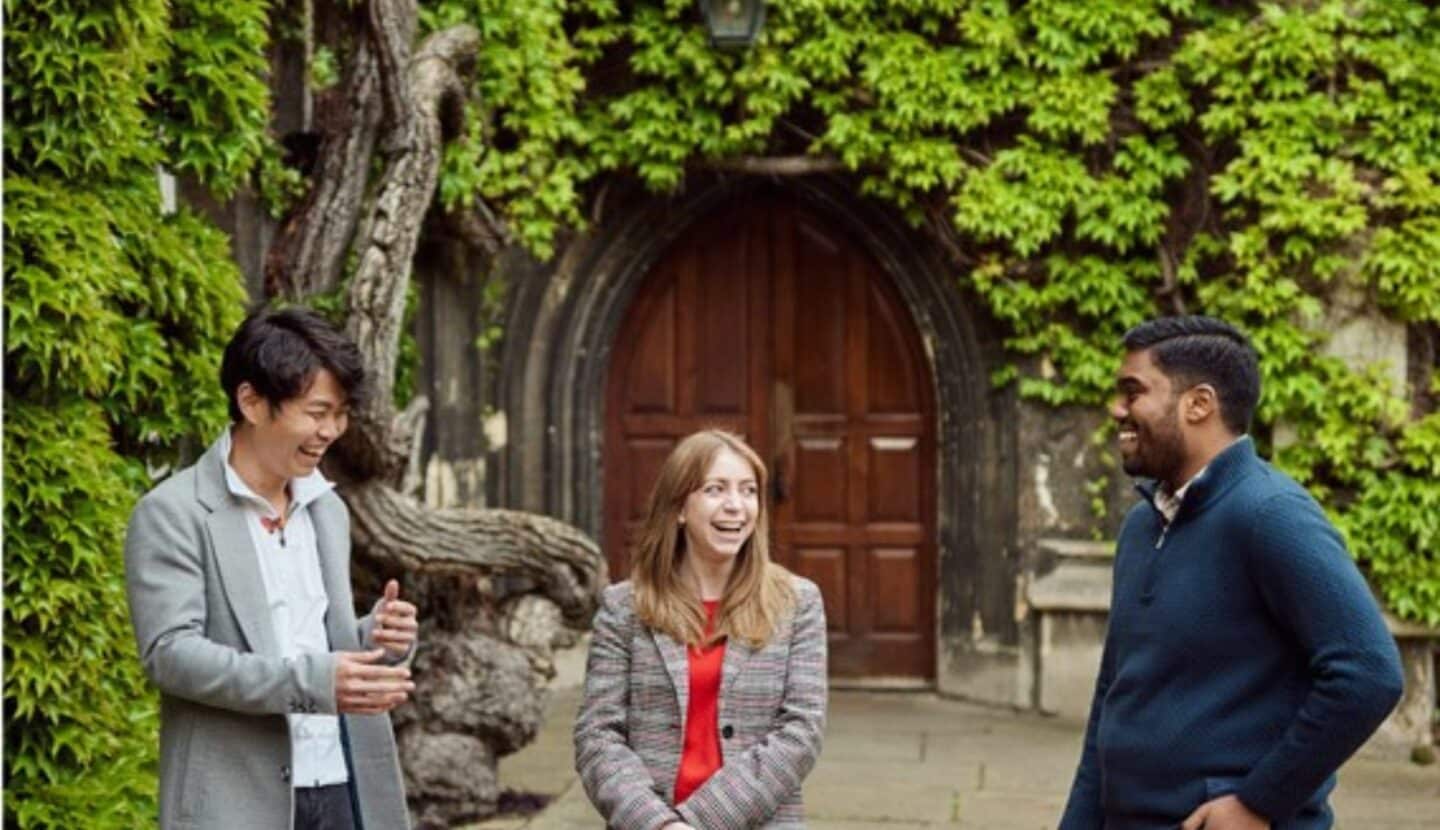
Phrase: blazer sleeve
[
  {"left": 124, "top": 490, "right": 338, "bottom": 716},
  {"left": 677, "top": 579, "right": 828, "bottom": 829},
  {"left": 1233, "top": 491, "right": 1404, "bottom": 822},
  {"left": 573, "top": 586, "right": 683, "bottom": 830}
]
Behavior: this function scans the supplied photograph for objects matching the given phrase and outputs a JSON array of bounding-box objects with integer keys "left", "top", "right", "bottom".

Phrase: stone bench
[{"left": 1024, "top": 537, "right": 1438, "bottom": 760}]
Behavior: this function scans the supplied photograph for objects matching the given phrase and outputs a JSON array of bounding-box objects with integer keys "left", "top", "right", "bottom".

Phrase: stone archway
[{"left": 498, "top": 176, "right": 1016, "bottom": 689}]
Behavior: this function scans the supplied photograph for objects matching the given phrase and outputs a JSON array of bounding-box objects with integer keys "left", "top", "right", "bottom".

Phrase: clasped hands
[{"left": 334, "top": 579, "right": 420, "bottom": 715}]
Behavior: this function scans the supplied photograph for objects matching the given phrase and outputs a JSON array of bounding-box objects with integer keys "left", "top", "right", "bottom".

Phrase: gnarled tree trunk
[{"left": 264, "top": 1, "right": 605, "bottom": 825}]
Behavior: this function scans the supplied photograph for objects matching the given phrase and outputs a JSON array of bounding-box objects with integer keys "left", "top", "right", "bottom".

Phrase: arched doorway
[{"left": 603, "top": 194, "right": 938, "bottom": 680}]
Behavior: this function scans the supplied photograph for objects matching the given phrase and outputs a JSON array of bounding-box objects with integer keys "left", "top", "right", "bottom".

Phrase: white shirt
[
  {"left": 219, "top": 429, "right": 349, "bottom": 789},
  {"left": 1154, "top": 474, "right": 1200, "bottom": 526}
]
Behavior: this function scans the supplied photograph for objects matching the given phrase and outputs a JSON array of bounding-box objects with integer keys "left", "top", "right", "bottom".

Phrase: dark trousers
[{"left": 294, "top": 783, "right": 356, "bottom": 830}]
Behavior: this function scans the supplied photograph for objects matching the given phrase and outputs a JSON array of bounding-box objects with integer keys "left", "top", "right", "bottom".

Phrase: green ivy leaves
[
  {"left": 4, "top": 173, "right": 246, "bottom": 828},
  {"left": 5, "top": 1, "right": 255, "bottom": 823},
  {"left": 5, "top": 0, "right": 272, "bottom": 194},
  {"left": 425, "top": 0, "right": 1438, "bottom": 623}
]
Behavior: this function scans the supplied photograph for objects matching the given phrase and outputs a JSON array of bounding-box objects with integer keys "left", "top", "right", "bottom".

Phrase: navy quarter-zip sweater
[{"left": 1059, "top": 437, "right": 1403, "bottom": 830}]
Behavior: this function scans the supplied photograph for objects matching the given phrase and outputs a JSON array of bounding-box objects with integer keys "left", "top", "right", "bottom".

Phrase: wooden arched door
[{"left": 603, "top": 195, "right": 937, "bottom": 680}]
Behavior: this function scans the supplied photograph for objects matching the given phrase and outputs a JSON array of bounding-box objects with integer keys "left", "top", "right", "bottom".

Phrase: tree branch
[
  {"left": 439, "top": 201, "right": 510, "bottom": 256},
  {"left": 1155, "top": 243, "right": 1188, "bottom": 315},
  {"left": 265, "top": 4, "right": 385, "bottom": 299},
  {"left": 344, "top": 481, "right": 606, "bottom": 627},
  {"left": 341, "top": 12, "right": 480, "bottom": 482},
  {"left": 924, "top": 199, "right": 978, "bottom": 270}
]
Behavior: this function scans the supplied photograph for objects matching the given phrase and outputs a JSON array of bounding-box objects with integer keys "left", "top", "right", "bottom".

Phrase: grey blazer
[
  {"left": 124, "top": 436, "right": 410, "bottom": 829},
  {"left": 574, "top": 577, "right": 827, "bottom": 830}
]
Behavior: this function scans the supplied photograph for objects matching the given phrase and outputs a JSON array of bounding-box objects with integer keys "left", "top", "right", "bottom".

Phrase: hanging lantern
[{"left": 699, "top": 0, "right": 765, "bottom": 49}]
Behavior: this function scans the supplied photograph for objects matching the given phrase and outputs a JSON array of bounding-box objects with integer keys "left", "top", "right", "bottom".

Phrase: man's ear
[
  {"left": 236, "top": 382, "right": 268, "bottom": 426},
  {"left": 1182, "top": 383, "right": 1219, "bottom": 425}
]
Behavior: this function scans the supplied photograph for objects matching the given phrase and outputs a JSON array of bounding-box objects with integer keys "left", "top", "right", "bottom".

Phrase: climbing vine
[
  {"left": 4, "top": 0, "right": 268, "bottom": 824},
  {"left": 423, "top": 0, "right": 1440, "bottom": 623}
]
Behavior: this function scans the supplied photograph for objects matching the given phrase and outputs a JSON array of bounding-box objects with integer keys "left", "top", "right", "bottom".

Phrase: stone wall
[{"left": 1024, "top": 537, "right": 1438, "bottom": 760}]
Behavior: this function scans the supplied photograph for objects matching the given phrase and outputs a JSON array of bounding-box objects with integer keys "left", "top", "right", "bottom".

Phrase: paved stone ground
[{"left": 466, "top": 687, "right": 1440, "bottom": 829}]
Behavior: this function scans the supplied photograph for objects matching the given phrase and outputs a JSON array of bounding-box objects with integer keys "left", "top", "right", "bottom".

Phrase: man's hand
[
  {"left": 334, "top": 648, "right": 414, "bottom": 714},
  {"left": 1181, "top": 794, "right": 1270, "bottom": 830},
  {"left": 660, "top": 824, "right": 696, "bottom": 830},
  {"left": 372, "top": 579, "right": 419, "bottom": 659}
]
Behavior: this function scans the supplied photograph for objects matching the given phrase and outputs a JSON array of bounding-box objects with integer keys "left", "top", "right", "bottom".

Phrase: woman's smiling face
[{"left": 680, "top": 447, "right": 760, "bottom": 563}]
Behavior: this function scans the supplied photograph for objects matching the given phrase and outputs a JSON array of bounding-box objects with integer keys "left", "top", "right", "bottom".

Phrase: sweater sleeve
[
  {"left": 1058, "top": 594, "right": 1116, "bottom": 830},
  {"left": 1234, "top": 491, "right": 1404, "bottom": 822},
  {"left": 573, "top": 587, "right": 683, "bottom": 830}
]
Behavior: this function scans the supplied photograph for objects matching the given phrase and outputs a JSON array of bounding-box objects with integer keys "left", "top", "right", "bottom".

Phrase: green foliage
[
  {"left": 3, "top": 402, "right": 158, "bottom": 830},
  {"left": 4, "top": 0, "right": 260, "bottom": 824},
  {"left": 3, "top": 177, "right": 247, "bottom": 826},
  {"left": 426, "top": 0, "right": 597, "bottom": 257},
  {"left": 423, "top": 0, "right": 1439, "bottom": 622},
  {"left": 148, "top": 0, "right": 274, "bottom": 195},
  {"left": 3, "top": 0, "right": 169, "bottom": 178},
  {"left": 5, "top": 0, "right": 273, "bottom": 196}
]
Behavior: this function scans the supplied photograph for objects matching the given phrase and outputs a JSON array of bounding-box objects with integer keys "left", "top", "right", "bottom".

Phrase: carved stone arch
[{"left": 498, "top": 175, "right": 1018, "bottom": 689}]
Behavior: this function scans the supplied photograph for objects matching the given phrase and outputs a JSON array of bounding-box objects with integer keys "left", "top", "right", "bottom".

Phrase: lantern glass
[{"left": 700, "top": 0, "right": 765, "bottom": 49}]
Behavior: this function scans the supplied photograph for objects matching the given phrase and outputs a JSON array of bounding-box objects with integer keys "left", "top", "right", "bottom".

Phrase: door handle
[
  {"left": 772, "top": 454, "right": 790, "bottom": 504},
  {"left": 771, "top": 380, "right": 794, "bottom": 506}
]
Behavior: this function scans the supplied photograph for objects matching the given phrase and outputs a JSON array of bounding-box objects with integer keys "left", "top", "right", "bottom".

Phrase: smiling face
[
  {"left": 680, "top": 447, "right": 760, "bottom": 566},
  {"left": 238, "top": 368, "right": 350, "bottom": 486},
  {"left": 1111, "top": 348, "right": 1189, "bottom": 486}
]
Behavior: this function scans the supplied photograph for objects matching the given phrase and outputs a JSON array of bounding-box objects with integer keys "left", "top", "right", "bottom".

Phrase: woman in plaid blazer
[{"left": 575, "top": 430, "right": 828, "bottom": 829}]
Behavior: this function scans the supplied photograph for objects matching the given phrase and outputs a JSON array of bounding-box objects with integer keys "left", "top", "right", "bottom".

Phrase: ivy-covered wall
[
  {"left": 3, "top": 0, "right": 270, "bottom": 824},
  {"left": 425, "top": 0, "right": 1438, "bottom": 623}
]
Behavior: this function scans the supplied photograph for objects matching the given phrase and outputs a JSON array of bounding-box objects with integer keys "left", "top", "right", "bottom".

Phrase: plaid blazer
[{"left": 574, "top": 576, "right": 828, "bottom": 830}]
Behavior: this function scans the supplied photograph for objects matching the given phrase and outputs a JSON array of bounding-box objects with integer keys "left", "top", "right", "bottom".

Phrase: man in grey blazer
[{"left": 126, "top": 307, "right": 417, "bottom": 829}]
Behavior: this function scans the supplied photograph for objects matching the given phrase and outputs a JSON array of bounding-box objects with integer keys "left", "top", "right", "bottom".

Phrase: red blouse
[{"left": 674, "top": 600, "right": 726, "bottom": 805}]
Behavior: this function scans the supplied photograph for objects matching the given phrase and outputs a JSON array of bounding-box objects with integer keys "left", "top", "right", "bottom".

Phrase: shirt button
[
  {"left": 721, "top": 725, "right": 734, "bottom": 739},
  {"left": 280, "top": 764, "right": 291, "bottom": 783}
]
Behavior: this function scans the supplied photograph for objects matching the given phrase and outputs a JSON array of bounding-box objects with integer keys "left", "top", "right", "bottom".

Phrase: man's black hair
[
  {"left": 1122, "top": 316, "right": 1260, "bottom": 434},
  {"left": 220, "top": 306, "right": 367, "bottom": 422}
]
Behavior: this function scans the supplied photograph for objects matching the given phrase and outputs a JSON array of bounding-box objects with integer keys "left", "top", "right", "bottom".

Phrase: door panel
[
  {"left": 604, "top": 196, "right": 936, "bottom": 679},
  {"left": 793, "top": 437, "right": 847, "bottom": 522}
]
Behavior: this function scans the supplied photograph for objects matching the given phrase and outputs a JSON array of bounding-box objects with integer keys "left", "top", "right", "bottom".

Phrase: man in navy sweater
[{"left": 1059, "top": 317, "right": 1404, "bottom": 830}]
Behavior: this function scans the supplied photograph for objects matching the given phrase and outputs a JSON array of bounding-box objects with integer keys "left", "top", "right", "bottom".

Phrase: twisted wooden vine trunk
[{"left": 265, "top": 1, "right": 605, "bottom": 825}]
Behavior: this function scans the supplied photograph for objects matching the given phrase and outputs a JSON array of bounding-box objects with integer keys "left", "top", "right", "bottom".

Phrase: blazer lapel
[
  {"left": 206, "top": 503, "right": 280, "bottom": 657},
  {"left": 310, "top": 497, "right": 357, "bottom": 650},
  {"left": 195, "top": 436, "right": 280, "bottom": 657},
  {"left": 652, "top": 629, "right": 691, "bottom": 724}
]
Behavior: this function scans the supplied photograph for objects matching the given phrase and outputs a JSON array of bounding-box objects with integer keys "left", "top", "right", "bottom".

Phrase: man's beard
[{"left": 1122, "top": 409, "right": 1188, "bottom": 487}]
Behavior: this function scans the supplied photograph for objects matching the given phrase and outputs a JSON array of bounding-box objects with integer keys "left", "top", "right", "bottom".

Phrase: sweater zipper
[{"left": 1141, "top": 517, "right": 1171, "bottom": 604}]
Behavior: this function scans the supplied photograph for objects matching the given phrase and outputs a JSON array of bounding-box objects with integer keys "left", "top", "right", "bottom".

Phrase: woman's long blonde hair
[{"left": 631, "top": 429, "right": 796, "bottom": 649}]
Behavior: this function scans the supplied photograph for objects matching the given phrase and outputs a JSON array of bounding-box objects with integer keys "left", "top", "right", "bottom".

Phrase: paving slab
[{"left": 460, "top": 687, "right": 1440, "bottom": 829}]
